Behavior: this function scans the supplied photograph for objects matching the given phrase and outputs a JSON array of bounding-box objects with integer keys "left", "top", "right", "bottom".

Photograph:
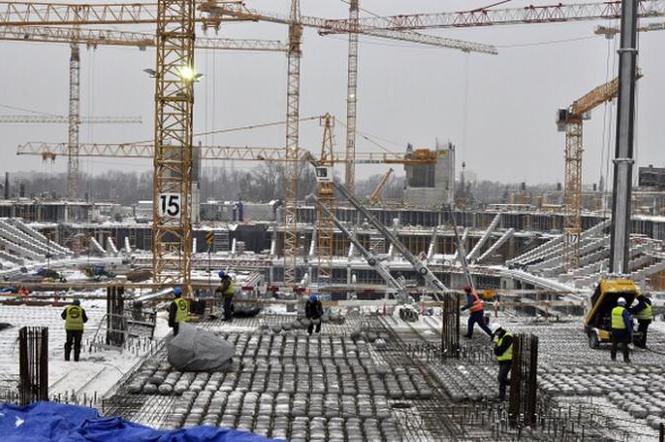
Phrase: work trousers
[
  {"left": 307, "top": 318, "right": 322, "bottom": 336},
  {"left": 224, "top": 296, "right": 234, "bottom": 321},
  {"left": 64, "top": 330, "right": 83, "bottom": 361},
  {"left": 497, "top": 360, "right": 512, "bottom": 401},
  {"left": 171, "top": 323, "right": 180, "bottom": 336},
  {"left": 466, "top": 310, "right": 493, "bottom": 338},
  {"left": 637, "top": 320, "right": 651, "bottom": 348},
  {"left": 611, "top": 330, "right": 631, "bottom": 362}
]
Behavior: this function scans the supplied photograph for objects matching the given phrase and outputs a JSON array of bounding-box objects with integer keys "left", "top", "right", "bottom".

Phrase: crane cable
[{"left": 126, "top": 115, "right": 322, "bottom": 146}]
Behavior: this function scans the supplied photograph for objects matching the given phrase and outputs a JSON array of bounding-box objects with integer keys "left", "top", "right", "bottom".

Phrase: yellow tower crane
[
  {"left": 557, "top": 72, "right": 642, "bottom": 269},
  {"left": 316, "top": 114, "right": 336, "bottom": 283},
  {"left": 151, "top": 0, "right": 197, "bottom": 290}
]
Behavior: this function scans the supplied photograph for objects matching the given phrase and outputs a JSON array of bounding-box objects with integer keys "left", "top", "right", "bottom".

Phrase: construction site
[{"left": 1, "top": 0, "right": 665, "bottom": 441}]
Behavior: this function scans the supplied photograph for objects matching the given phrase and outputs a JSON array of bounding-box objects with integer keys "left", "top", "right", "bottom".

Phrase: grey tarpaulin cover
[{"left": 167, "top": 323, "right": 235, "bottom": 371}]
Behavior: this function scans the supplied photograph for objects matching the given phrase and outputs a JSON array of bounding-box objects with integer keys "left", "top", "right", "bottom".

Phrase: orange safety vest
[{"left": 469, "top": 290, "right": 485, "bottom": 313}]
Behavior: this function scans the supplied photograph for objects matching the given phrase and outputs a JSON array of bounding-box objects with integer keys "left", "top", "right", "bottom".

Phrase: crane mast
[
  {"left": 152, "top": 0, "right": 196, "bottom": 289},
  {"left": 316, "top": 114, "right": 336, "bottom": 283},
  {"left": 67, "top": 44, "right": 81, "bottom": 201},
  {"left": 344, "top": 0, "right": 359, "bottom": 193},
  {"left": 283, "top": 0, "right": 302, "bottom": 287}
]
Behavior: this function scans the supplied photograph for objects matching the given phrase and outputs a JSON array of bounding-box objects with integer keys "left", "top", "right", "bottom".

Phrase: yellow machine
[{"left": 584, "top": 279, "right": 640, "bottom": 348}]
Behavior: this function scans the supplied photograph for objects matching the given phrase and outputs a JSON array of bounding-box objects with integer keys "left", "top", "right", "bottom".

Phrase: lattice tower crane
[
  {"left": 557, "top": 73, "right": 642, "bottom": 270},
  {"left": 151, "top": 0, "right": 196, "bottom": 290},
  {"left": 283, "top": 0, "right": 302, "bottom": 286},
  {"left": 345, "top": 0, "right": 359, "bottom": 194},
  {"left": 316, "top": 113, "right": 336, "bottom": 283},
  {"left": 67, "top": 43, "right": 80, "bottom": 200}
]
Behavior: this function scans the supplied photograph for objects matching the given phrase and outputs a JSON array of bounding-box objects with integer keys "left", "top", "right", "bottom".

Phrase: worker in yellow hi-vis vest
[
  {"left": 60, "top": 298, "right": 88, "bottom": 361},
  {"left": 168, "top": 287, "right": 189, "bottom": 336},
  {"left": 492, "top": 323, "right": 513, "bottom": 401},
  {"left": 214, "top": 271, "right": 235, "bottom": 322},
  {"left": 630, "top": 293, "right": 653, "bottom": 348}
]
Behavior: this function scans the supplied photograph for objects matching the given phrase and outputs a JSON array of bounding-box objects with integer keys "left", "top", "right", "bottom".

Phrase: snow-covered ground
[{"left": 0, "top": 300, "right": 171, "bottom": 405}]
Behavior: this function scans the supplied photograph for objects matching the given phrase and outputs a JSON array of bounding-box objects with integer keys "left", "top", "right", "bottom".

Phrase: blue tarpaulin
[{"left": 0, "top": 402, "right": 286, "bottom": 442}]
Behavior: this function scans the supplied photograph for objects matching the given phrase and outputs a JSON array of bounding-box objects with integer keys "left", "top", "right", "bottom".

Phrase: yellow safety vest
[
  {"left": 175, "top": 298, "right": 189, "bottom": 323},
  {"left": 495, "top": 332, "right": 513, "bottom": 362},
  {"left": 222, "top": 283, "right": 235, "bottom": 298},
  {"left": 611, "top": 306, "right": 626, "bottom": 330},
  {"left": 65, "top": 305, "right": 84, "bottom": 331},
  {"left": 635, "top": 302, "right": 653, "bottom": 321}
]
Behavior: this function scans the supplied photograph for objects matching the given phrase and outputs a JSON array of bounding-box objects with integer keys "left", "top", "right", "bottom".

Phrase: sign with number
[{"left": 158, "top": 193, "right": 181, "bottom": 218}]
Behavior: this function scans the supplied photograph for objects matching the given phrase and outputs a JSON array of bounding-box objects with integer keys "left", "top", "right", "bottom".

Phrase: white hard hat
[
  {"left": 491, "top": 323, "right": 503, "bottom": 333},
  {"left": 617, "top": 297, "right": 627, "bottom": 306}
]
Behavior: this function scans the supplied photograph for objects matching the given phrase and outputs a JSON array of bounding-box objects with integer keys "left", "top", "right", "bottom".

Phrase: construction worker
[
  {"left": 305, "top": 294, "right": 324, "bottom": 336},
  {"left": 611, "top": 297, "right": 633, "bottom": 363},
  {"left": 61, "top": 298, "right": 88, "bottom": 362},
  {"left": 492, "top": 323, "right": 513, "bottom": 401},
  {"left": 461, "top": 285, "right": 493, "bottom": 339},
  {"left": 215, "top": 271, "right": 235, "bottom": 322},
  {"left": 168, "top": 287, "right": 189, "bottom": 336},
  {"left": 630, "top": 293, "right": 653, "bottom": 348}
]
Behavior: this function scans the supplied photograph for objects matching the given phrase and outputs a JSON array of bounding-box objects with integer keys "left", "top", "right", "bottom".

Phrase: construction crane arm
[
  {"left": 569, "top": 72, "right": 642, "bottom": 116},
  {"left": 368, "top": 168, "right": 393, "bottom": 205},
  {"left": 199, "top": 2, "right": 497, "bottom": 54},
  {"left": 318, "top": 0, "right": 665, "bottom": 31},
  {"left": 569, "top": 78, "right": 619, "bottom": 117},
  {"left": 0, "top": 25, "right": 287, "bottom": 52},
  {"left": 0, "top": 1, "right": 249, "bottom": 26},
  {"left": 0, "top": 115, "right": 141, "bottom": 124},
  {"left": 17, "top": 142, "right": 438, "bottom": 165}
]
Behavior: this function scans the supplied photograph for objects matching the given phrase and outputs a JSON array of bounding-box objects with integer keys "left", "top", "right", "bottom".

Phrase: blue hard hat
[
  {"left": 173, "top": 287, "right": 182, "bottom": 296},
  {"left": 218, "top": 271, "right": 225, "bottom": 279},
  {"left": 309, "top": 294, "right": 318, "bottom": 302}
]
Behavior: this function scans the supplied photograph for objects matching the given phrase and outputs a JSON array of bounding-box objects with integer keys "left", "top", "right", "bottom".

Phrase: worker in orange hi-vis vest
[{"left": 461, "top": 285, "right": 493, "bottom": 339}]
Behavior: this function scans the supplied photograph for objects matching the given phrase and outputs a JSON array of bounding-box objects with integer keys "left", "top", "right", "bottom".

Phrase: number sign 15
[{"left": 159, "top": 193, "right": 181, "bottom": 218}]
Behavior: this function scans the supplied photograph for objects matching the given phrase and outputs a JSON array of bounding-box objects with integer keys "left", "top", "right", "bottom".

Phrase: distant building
[
  {"left": 638, "top": 165, "right": 665, "bottom": 190},
  {"left": 403, "top": 141, "right": 455, "bottom": 208}
]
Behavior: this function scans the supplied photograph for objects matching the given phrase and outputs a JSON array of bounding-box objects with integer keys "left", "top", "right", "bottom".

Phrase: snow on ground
[{"left": 0, "top": 300, "right": 172, "bottom": 404}]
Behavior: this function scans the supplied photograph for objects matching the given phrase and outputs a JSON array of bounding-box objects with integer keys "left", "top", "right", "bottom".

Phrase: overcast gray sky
[{"left": 1, "top": 0, "right": 663, "bottom": 186}]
